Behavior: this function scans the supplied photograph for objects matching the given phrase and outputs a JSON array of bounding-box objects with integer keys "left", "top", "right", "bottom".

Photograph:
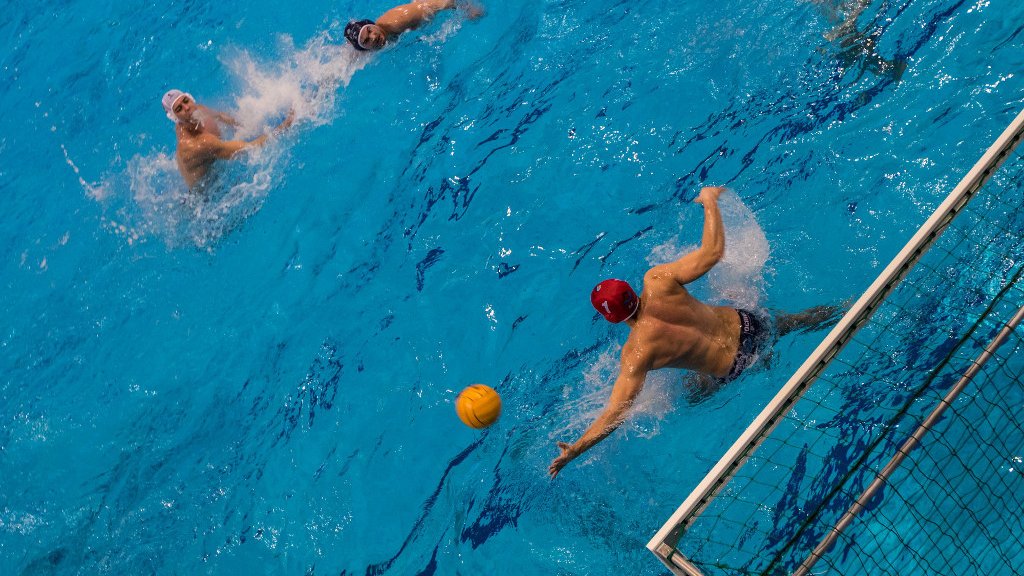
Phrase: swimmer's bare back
[{"left": 624, "top": 283, "right": 740, "bottom": 377}]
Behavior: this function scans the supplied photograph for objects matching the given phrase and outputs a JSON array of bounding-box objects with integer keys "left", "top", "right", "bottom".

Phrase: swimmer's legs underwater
[{"left": 775, "top": 303, "right": 845, "bottom": 336}]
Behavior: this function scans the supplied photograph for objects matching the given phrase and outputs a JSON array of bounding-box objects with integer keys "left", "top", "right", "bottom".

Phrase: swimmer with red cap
[
  {"left": 344, "top": 0, "right": 483, "bottom": 53},
  {"left": 549, "top": 186, "right": 840, "bottom": 478},
  {"left": 161, "top": 89, "right": 294, "bottom": 188}
]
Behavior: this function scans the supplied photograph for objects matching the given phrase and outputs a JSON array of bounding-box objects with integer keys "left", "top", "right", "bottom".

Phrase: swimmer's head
[
  {"left": 591, "top": 279, "right": 640, "bottom": 323},
  {"left": 345, "top": 19, "right": 387, "bottom": 51},
  {"left": 161, "top": 89, "right": 196, "bottom": 124}
]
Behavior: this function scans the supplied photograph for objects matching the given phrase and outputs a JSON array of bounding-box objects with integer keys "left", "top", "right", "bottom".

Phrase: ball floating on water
[{"left": 456, "top": 384, "right": 502, "bottom": 429}]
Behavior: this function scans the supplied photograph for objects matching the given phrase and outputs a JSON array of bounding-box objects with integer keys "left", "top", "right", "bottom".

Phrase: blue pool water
[{"left": 2, "top": 0, "right": 1023, "bottom": 574}]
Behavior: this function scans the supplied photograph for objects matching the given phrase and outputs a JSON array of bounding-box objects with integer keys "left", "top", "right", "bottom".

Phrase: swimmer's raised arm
[
  {"left": 646, "top": 186, "right": 726, "bottom": 287},
  {"left": 418, "top": 0, "right": 456, "bottom": 10}
]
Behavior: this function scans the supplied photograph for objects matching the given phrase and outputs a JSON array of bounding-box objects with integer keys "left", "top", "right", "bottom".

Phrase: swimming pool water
[{"left": 2, "top": 0, "right": 1023, "bottom": 574}]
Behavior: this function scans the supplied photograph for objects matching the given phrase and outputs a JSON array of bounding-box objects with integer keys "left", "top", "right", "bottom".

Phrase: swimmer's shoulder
[
  {"left": 618, "top": 334, "right": 654, "bottom": 372},
  {"left": 178, "top": 130, "right": 227, "bottom": 157},
  {"left": 642, "top": 266, "right": 691, "bottom": 297}
]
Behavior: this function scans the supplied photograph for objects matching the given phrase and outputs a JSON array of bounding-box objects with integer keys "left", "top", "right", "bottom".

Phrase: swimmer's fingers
[
  {"left": 548, "top": 442, "right": 576, "bottom": 478},
  {"left": 695, "top": 186, "right": 726, "bottom": 204},
  {"left": 548, "top": 456, "right": 568, "bottom": 478},
  {"left": 548, "top": 461, "right": 561, "bottom": 478}
]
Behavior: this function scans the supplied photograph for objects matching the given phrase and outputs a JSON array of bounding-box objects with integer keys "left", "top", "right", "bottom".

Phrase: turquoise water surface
[{"left": 3, "top": 0, "right": 1023, "bottom": 574}]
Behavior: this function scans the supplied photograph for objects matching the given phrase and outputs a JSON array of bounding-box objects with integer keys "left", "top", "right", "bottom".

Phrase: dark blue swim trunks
[{"left": 723, "top": 309, "right": 769, "bottom": 382}]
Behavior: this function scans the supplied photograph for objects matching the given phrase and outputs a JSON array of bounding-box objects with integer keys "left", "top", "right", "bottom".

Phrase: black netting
[{"left": 660, "top": 134, "right": 1024, "bottom": 575}]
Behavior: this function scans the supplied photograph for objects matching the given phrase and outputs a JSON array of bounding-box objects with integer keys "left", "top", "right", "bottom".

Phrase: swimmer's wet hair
[{"left": 345, "top": 20, "right": 376, "bottom": 51}]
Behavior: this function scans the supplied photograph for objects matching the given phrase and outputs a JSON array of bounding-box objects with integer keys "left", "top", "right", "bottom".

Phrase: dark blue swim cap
[{"left": 345, "top": 20, "right": 376, "bottom": 51}]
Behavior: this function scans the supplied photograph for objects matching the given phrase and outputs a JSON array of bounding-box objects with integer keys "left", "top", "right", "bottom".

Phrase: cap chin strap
[
  {"left": 358, "top": 26, "right": 373, "bottom": 50},
  {"left": 624, "top": 297, "right": 640, "bottom": 321}
]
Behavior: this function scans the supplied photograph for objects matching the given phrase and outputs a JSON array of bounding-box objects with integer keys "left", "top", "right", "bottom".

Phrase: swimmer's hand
[
  {"left": 696, "top": 185, "right": 725, "bottom": 205},
  {"left": 275, "top": 109, "right": 296, "bottom": 134},
  {"left": 461, "top": 1, "right": 485, "bottom": 19},
  {"left": 548, "top": 441, "right": 578, "bottom": 478}
]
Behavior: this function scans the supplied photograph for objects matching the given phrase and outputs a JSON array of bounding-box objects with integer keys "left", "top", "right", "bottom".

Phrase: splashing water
[
  {"left": 225, "top": 27, "right": 368, "bottom": 133},
  {"left": 549, "top": 346, "right": 621, "bottom": 440},
  {"left": 110, "top": 150, "right": 281, "bottom": 250},
  {"left": 710, "top": 190, "right": 770, "bottom": 308},
  {"left": 420, "top": 18, "right": 463, "bottom": 47}
]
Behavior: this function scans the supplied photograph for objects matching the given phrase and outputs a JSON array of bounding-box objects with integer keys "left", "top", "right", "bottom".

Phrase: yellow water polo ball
[{"left": 455, "top": 384, "right": 502, "bottom": 429}]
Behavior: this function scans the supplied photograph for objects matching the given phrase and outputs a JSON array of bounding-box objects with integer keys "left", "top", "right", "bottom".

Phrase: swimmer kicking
[
  {"left": 549, "top": 186, "right": 840, "bottom": 478},
  {"left": 344, "top": 0, "right": 484, "bottom": 52},
  {"left": 161, "top": 89, "right": 294, "bottom": 188}
]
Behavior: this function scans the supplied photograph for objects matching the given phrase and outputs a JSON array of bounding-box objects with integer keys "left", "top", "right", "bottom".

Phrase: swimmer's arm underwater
[{"left": 548, "top": 357, "right": 648, "bottom": 478}]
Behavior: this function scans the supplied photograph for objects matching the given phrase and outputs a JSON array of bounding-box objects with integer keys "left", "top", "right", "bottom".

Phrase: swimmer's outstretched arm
[
  {"left": 549, "top": 359, "right": 648, "bottom": 478},
  {"left": 192, "top": 111, "right": 294, "bottom": 160},
  {"left": 377, "top": 0, "right": 483, "bottom": 35},
  {"left": 646, "top": 186, "right": 725, "bottom": 287}
]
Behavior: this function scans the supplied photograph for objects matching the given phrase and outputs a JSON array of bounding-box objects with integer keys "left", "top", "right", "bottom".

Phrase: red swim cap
[{"left": 591, "top": 279, "right": 639, "bottom": 323}]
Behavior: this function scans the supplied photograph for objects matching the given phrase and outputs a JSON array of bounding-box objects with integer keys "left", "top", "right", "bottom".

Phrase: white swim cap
[{"left": 161, "top": 89, "right": 193, "bottom": 123}]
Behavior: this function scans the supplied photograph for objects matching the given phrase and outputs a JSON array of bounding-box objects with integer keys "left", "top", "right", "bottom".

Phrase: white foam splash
[
  {"left": 420, "top": 18, "right": 463, "bottom": 46},
  {"left": 710, "top": 191, "right": 770, "bottom": 308},
  {"left": 225, "top": 28, "right": 368, "bottom": 134}
]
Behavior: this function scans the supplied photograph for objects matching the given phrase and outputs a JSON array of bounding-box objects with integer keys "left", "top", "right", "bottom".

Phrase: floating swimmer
[
  {"left": 548, "top": 187, "right": 843, "bottom": 478},
  {"left": 161, "top": 89, "right": 294, "bottom": 189},
  {"left": 809, "top": 0, "right": 908, "bottom": 82},
  {"left": 344, "top": 0, "right": 484, "bottom": 52}
]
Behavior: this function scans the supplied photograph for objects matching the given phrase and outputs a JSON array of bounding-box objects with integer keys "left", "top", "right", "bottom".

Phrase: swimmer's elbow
[
  {"left": 697, "top": 245, "right": 724, "bottom": 270},
  {"left": 682, "top": 251, "right": 721, "bottom": 281},
  {"left": 707, "top": 245, "right": 725, "bottom": 264}
]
